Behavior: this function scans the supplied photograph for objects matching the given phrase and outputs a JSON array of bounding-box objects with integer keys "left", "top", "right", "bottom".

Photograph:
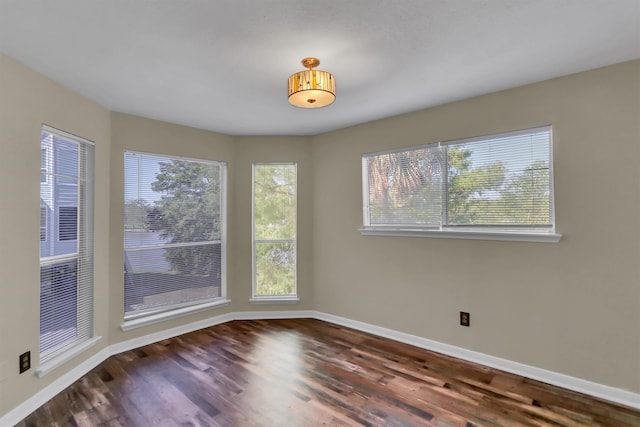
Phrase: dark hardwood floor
[{"left": 16, "top": 319, "right": 640, "bottom": 426}]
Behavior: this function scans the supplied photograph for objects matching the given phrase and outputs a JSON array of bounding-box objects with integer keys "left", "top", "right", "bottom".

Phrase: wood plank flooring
[{"left": 16, "top": 319, "right": 640, "bottom": 426}]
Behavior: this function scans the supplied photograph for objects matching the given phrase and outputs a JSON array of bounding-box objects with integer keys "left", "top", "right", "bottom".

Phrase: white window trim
[
  {"left": 36, "top": 336, "right": 101, "bottom": 377},
  {"left": 360, "top": 227, "right": 561, "bottom": 243},
  {"left": 249, "top": 296, "right": 300, "bottom": 304},
  {"left": 361, "top": 126, "right": 561, "bottom": 243},
  {"left": 121, "top": 299, "right": 231, "bottom": 332}
]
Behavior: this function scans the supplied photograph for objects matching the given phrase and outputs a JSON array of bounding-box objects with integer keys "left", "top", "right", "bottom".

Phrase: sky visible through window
[{"left": 124, "top": 153, "right": 162, "bottom": 203}]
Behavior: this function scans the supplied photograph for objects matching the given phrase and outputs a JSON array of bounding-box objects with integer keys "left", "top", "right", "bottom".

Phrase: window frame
[
  {"left": 122, "top": 151, "right": 229, "bottom": 329},
  {"left": 251, "top": 163, "right": 299, "bottom": 303},
  {"left": 361, "top": 126, "right": 561, "bottom": 243}
]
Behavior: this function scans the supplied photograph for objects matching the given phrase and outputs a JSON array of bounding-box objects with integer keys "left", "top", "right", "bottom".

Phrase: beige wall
[
  {"left": 1, "top": 51, "right": 638, "bottom": 419},
  {"left": 311, "top": 60, "right": 640, "bottom": 393},
  {"left": 0, "top": 53, "right": 112, "bottom": 415}
]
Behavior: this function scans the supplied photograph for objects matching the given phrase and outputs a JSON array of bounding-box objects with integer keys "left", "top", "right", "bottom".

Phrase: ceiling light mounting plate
[{"left": 301, "top": 57, "right": 320, "bottom": 69}]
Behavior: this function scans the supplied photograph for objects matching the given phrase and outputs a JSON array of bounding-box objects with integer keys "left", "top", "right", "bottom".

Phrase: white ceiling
[{"left": 0, "top": 1, "right": 638, "bottom": 136}]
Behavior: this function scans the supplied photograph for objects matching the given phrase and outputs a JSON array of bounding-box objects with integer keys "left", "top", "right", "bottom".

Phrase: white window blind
[
  {"left": 124, "top": 152, "right": 226, "bottom": 318},
  {"left": 252, "top": 163, "right": 297, "bottom": 298},
  {"left": 363, "top": 126, "right": 555, "bottom": 235},
  {"left": 40, "top": 125, "right": 94, "bottom": 362}
]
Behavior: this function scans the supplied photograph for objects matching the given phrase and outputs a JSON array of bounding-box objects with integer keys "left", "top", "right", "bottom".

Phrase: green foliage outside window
[
  {"left": 124, "top": 159, "right": 222, "bottom": 276},
  {"left": 152, "top": 160, "right": 221, "bottom": 276}
]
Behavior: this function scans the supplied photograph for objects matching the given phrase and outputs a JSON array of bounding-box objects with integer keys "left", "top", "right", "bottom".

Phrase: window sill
[
  {"left": 36, "top": 336, "right": 102, "bottom": 378},
  {"left": 360, "top": 227, "right": 562, "bottom": 243},
  {"left": 121, "top": 299, "right": 231, "bottom": 332},
  {"left": 249, "top": 296, "right": 300, "bottom": 304}
]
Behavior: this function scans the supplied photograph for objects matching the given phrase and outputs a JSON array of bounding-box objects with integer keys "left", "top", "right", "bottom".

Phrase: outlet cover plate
[
  {"left": 460, "top": 311, "right": 470, "bottom": 327},
  {"left": 19, "top": 351, "right": 30, "bottom": 374}
]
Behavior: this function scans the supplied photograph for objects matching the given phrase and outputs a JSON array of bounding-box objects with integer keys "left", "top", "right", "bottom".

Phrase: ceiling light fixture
[{"left": 288, "top": 57, "right": 335, "bottom": 108}]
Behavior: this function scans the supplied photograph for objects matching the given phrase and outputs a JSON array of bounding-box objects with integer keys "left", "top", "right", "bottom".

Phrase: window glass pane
[
  {"left": 124, "top": 244, "right": 221, "bottom": 313},
  {"left": 53, "top": 137, "right": 78, "bottom": 178},
  {"left": 366, "top": 147, "right": 442, "bottom": 227},
  {"left": 41, "top": 174, "right": 78, "bottom": 257},
  {"left": 255, "top": 241, "right": 296, "bottom": 296},
  {"left": 446, "top": 131, "right": 550, "bottom": 226},
  {"left": 124, "top": 152, "right": 225, "bottom": 317},
  {"left": 254, "top": 164, "right": 297, "bottom": 240},
  {"left": 40, "top": 259, "right": 78, "bottom": 353},
  {"left": 124, "top": 154, "right": 222, "bottom": 244}
]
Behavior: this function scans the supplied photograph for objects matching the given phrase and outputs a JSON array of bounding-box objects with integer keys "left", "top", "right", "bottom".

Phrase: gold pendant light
[{"left": 288, "top": 57, "right": 336, "bottom": 108}]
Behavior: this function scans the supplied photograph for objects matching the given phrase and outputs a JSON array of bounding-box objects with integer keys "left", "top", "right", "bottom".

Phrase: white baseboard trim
[
  {"left": 313, "top": 311, "right": 640, "bottom": 410},
  {"left": 2, "top": 310, "right": 638, "bottom": 425},
  {"left": 234, "top": 310, "right": 317, "bottom": 320}
]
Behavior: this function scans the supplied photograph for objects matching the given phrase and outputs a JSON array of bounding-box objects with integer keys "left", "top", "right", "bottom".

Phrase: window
[
  {"left": 362, "top": 126, "right": 560, "bottom": 242},
  {"left": 39, "top": 125, "right": 94, "bottom": 363},
  {"left": 252, "top": 163, "right": 297, "bottom": 300},
  {"left": 124, "top": 152, "right": 226, "bottom": 320}
]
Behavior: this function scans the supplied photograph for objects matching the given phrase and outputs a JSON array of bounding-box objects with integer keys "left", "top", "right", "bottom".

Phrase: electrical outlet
[
  {"left": 19, "top": 351, "right": 30, "bottom": 374},
  {"left": 460, "top": 311, "right": 470, "bottom": 327}
]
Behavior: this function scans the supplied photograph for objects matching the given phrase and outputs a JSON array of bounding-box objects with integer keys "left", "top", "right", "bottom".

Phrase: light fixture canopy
[{"left": 288, "top": 57, "right": 335, "bottom": 108}]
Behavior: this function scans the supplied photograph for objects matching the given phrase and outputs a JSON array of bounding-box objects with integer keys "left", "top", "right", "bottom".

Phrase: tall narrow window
[
  {"left": 40, "top": 125, "right": 94, "bottom": 362},
  {"left": 252, "top": 163, "right": 297, "bottom": 299},
  {"left": 124, "top": 152, "right": 226, "bottom": 320}
]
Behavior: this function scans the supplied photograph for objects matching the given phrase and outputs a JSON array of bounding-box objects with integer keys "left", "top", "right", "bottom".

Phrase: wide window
[
  {"left": 40, "top": 125, "right": 94, "bottom": 363},
  {"left": 252, "top": 163, "right": 297, "bottom": 300},
  {"left": 124, "top": 152, "right": 226, "bottom": 321},
  {"left": 362, "top": 126, "right": 559, "bottom": 242}
]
